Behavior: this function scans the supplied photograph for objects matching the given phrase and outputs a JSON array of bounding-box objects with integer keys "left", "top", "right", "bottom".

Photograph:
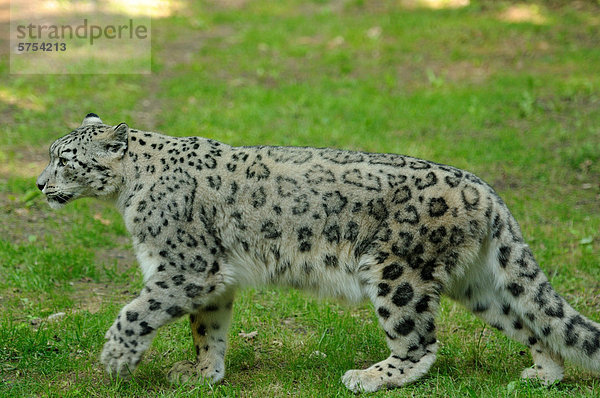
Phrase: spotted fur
[{"left": 37, "top": 114, "right": 600, "bottom": 392}]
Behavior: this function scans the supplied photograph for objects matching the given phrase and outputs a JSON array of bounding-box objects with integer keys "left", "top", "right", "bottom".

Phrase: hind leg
[
  {"left": 343, "top": 262, "right": 440, "bottom": 392},
  {"left": 452, "top": 279, "right": 564, "bottom": 384},
  {"left": 342, "top": 337, "right": 438, "bottom": 393},
  {"left": 167, "top": 290, "right": 234, "bottom": 385}
]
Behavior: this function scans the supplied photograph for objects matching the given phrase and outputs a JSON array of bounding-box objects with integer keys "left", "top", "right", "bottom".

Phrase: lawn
[{"left": 1, "top": 0, "right": 599, "bottom": 396}]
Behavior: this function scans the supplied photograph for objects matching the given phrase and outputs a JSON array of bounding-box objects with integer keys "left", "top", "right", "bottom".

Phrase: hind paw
[
  {"left": 520, "top": 366, "right": 563, "bottom": 385},
  {"left": 342, "top": 369, "right": 387, "bottom": 393}
]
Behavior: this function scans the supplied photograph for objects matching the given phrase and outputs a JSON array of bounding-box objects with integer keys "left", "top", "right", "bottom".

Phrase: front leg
[
  {"left": 167, "top": 289, "right": 235, "bottom": 385},
  {"left": 101, "top": 270, "right": 225, "bottom": 379},
  {"left": 101, "top": 303, "right": 154, "bottom": 379}
]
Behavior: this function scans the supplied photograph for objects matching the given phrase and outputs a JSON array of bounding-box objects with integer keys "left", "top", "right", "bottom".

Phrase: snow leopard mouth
[{"left": 47, "top": 192, "right": 74, "bottom": 205}]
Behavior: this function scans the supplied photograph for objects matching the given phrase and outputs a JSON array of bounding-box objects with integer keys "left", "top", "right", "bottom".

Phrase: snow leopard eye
[{"left": 58, "top": 157, "right": 68, "bottom": 167}]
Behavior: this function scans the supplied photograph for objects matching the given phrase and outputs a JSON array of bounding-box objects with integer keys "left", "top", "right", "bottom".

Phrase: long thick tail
[
  {"left": 516, "top": 279, "right": 600, "bottom": 372},
  {"left": 490, "top": 200, "right": 600, "bottom": 372}
]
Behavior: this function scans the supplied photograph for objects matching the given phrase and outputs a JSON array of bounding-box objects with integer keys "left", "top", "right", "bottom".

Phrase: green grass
[{"left": 1, "top": 0, "right": 599, "bottom": 396}]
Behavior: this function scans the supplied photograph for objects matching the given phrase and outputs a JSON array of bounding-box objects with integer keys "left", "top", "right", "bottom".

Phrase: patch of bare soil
[
  {"left": 207, "top": 0, "right": 249, "bottom": 10},
  {"left": 498, "top": 4, "right": 548, "bottom": 25},
  {"left": 0, "top": 193, "right": 57, "bottom": 245},
  {"left": 400, "top": 0, "right": 470, "bottom": 10},
  {"left": 69, "top": 277, "right": 138, "bottom": 315},
  {"left": 491, "top": 171, "right": 523, "bottom": 192},
  {"left": 96, "top": 238, "right": 137, "bottom": 273},
  {"left": 0, "top": 146, "right": 48, "bottom": 180},
  {"left": 0, "top": 0, "right": 8, "bottom": 56},
  {"left": 441, "top": 60, "right": 491, "bottom": 84}
]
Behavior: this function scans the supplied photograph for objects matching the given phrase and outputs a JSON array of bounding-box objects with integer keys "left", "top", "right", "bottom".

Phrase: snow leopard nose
[
  {"left": 37, "top": 168, "right": 50, "bottom": 192},
  {"left": 36, "top": 174, "right": 47, "bottom": 191}
]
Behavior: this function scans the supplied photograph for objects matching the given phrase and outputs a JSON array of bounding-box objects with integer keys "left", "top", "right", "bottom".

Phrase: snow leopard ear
[
  {"left": 81, "top": 113, "right": 103, "bottom": 126},
  {"left": 109, "top": 122, "right": 129, "bottom": 143},
  {"left": 96, "top": 123, "right": 129, "bottom": 158}
]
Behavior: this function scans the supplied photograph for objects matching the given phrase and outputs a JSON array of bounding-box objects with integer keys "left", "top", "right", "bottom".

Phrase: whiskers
[{"left": 47, "top": 192, "right": 74, "bottom": 204}]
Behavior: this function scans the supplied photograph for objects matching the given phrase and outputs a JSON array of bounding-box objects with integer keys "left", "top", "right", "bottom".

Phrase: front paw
[
  {"left": 100, "top": 325, "right": 143, "bottom": 379},
  {"left": 167, "top": 358, "right": 225, "bottom": 385}
]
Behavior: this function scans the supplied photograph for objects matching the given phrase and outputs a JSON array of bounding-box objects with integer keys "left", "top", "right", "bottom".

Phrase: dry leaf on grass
[
  {"left": 93, "top": 213, "right": 111, "bottom": 225},
  {"left": 238, "top": 330, "right": 258, "bottom": 339}
]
